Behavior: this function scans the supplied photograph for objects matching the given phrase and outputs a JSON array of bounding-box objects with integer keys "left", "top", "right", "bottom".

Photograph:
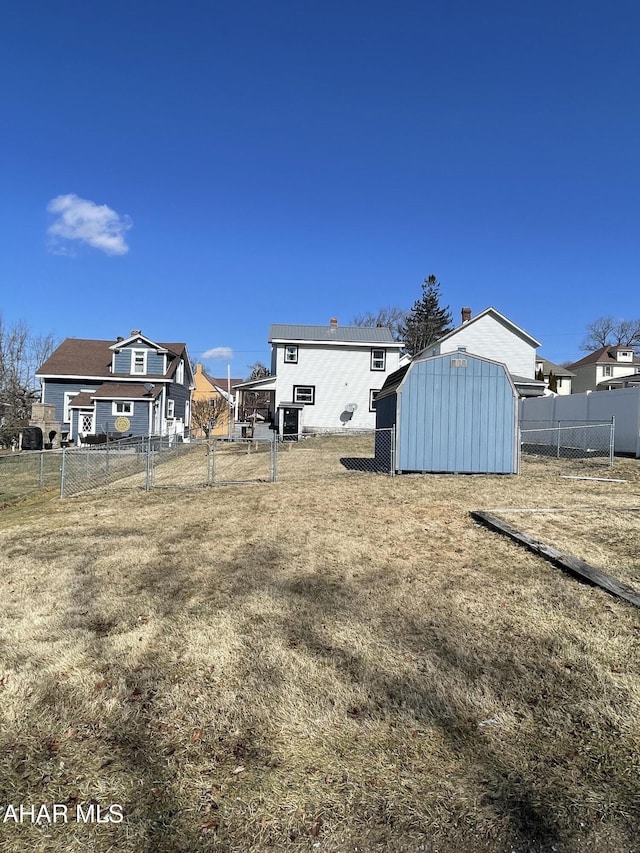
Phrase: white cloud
[
  {"left": 47, "top": 193, "right": 132, "bottom": 256},
  {"left": 201, "top": 346, "right": 234, "bottom": 361}
]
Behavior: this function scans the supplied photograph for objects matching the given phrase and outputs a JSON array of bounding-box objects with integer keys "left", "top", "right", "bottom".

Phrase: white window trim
[
  {"left": 369, "top": 389, "right": 380, "bottom": 411},
  {"left": 284, "top": 345, "right": 298, "bottom": 364},
  {"left": 63, "top": 392, "right": 77, "bottom": 423},
  {"left": 167, "top": 399, "right": 175, "bottom": 418},
  {"left": 131, "top": 349, "right": 148, "bottom": 375},
  {"left": 176, "top": 360, "right": 184, "bottom": 384},
  {"left": 371, "top": 348, "right": 386, "bottom": 371},
  {"left": 293, "top": 385, "right": 315, "bottom": 405},
  {"left": 79, "top": 409, "right": 95, "bottom": 434},
  {"left": 112, "top": 401, "right": 134, "bottom": 416}
]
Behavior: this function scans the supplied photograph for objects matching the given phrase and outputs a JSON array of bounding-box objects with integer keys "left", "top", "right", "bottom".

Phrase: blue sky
[{"left": 1, "top": 0, "right": 638, "bottom": 375}]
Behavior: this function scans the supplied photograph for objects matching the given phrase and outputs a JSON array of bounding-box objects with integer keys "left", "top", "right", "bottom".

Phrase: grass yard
[{"left": 0, "top": 448, "right": 639, "bottom": 853}]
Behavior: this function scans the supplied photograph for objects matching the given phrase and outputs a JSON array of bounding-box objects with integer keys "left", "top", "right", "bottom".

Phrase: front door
[
  {"left": 79, "top": 409, "right": 95, "bottom": 437},
  {"left": 282, "top": 407, "right": 299, "bottom": 440}
]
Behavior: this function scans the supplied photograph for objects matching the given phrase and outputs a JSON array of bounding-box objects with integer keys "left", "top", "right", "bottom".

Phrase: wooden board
[{"left": 470, "top": 510, "right": 640, "bottom": 609}]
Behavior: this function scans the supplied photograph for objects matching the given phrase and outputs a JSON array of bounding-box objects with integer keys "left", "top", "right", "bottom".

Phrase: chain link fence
[
  {"left": 0, "top": 450, "right": 63, "bottom": 501},
  {"left": 520, "top": 420, "right": 615, "bottom": 466},
  {"left": 209, "top": 438, "right": 275, "bottom": 484},
  {"left": 276, "top": 429, "right": 395, "bottom": 482},
  {"left": 2, "top": 429, "right": 396, "bottom": 499},
  {"left": 56, "top": 429, "right": 396, "bottom": 495}
]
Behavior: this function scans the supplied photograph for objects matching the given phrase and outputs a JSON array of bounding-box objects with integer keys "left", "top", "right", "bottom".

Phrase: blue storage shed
[{"left": 375, "top": 351, "right": 519, "bottom": 474}]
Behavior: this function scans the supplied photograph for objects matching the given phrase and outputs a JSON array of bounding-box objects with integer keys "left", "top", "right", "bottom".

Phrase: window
[
  {"left": 176, "top": 360, "right": 184, "bottom": 384},
  {"left": 112, "top": 401, "right": 133, "bottom": 416},
  {"left": 371, "top": 349, "right": 386, "bottom": 370},
  {"left": 80, "top": 410, "right": 94, "bottom": 433},
  {"left": 167, "top": 399, "right": 175, "bottom": 418},
  {"left": 284, "top": 345, "right": 298, "bottom": 363},
  {"left": 293, "top": 385, "right": 315, "bottom": 404},
  {"left": 131, "top": 349, "right": 147, "bottom": 374},
  {"left": 63, "top": 392, "right": 77, "bottom": 423},
  {"left": 369, "top": 389, "right": 380, "bottom": 411},
  {"left": 603, "top": 365, "right": 612, "bottom": 377}
]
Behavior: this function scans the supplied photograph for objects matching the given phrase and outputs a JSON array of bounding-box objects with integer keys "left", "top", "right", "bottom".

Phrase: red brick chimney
[
  {"left": 330, "top": 317, "right": 338, "bottom": 328},
  {"left": 461, "top": 307, "right": 471, "bottom": 324}
]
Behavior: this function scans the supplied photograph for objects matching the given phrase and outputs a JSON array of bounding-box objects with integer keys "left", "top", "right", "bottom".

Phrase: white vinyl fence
[{"left": 520, "top": 388, "right": 640, "bottom": 457}]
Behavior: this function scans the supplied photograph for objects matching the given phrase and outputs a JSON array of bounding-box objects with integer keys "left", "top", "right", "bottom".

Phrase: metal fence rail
[{"left": 520, "top": 419, "right": 615, "bottom": 466}]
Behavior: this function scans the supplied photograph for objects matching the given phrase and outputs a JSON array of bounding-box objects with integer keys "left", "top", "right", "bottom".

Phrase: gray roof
[
  {"left": 377, "top": 362, "right": 545, "bottom": 401},
  {"left": 536, "top": 358, "right": 575, "bottom": 377},
  {"left": 269, "top": 324, "right": 399, "bottom": 345}
]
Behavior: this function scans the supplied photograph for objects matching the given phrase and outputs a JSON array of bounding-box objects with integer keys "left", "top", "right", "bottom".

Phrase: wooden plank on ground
[{"left": 470, "top": 510, "right": 640, "bottom": 609}]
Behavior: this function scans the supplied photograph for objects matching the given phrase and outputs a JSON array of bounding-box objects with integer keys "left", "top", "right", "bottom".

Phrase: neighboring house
[
  {"left": 566, "top": 345, "right": 640, "bottom": 393},
  {"left": 36, "top": 331, "right": 194, "bottom": 444},
  {"left": 421, "top": 306, "right": 544, "bottom": 397},
  {"left": 191, "top": 364, "right": 243, "bottom": 438},
  {"left": 375, "top": 350, "right": 519, "bottom": 474},
  {"left": 234, "top": 318, "right": 404, "bottom": 437},
  {"left": 535, "top": 358, "right": 575, "bottom": 395}
]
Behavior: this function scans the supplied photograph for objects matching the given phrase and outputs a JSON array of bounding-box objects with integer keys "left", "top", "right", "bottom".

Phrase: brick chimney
[
  {"left": 329, "top": 317, "right": 338, "bottom": 328},
  {"left": 461, "top": 307, "right": 472, "bottom": 324}
]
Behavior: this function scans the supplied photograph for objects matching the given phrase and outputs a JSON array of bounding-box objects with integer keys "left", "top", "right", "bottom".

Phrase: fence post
[
  {"left": 38, "top": 451, "right": 45, "bottom": 487},
  {"left": 208, "top": 438, "right": 215, "bottom": 485},
  {"left": 556, "top": 422, "right": 561, "bottom": 459},
  {"left": 145, "top": 437, "right": 152, "bottom": 491},
  {"left": 271, "top": 435, "right": 278, "bottom": 482},
  {"left": 609, "top": 416, "right": 615, "bottom": 466},
  {"left": 60, "top": 449, "right": 66, "bottom": 498},
  {"left": 390, "top": 426, "right": 396, "bottom": 476}
]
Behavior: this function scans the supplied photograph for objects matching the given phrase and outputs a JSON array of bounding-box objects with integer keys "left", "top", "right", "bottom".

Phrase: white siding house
[
  {"left": 236, "top": 319, "right": 404, "bottom": 437},
  {"left": 428, "top": 307, "right": 541, "bottom": 380},
  {"left": 566, "top": 346, "right": 640, "bottom": 393}
]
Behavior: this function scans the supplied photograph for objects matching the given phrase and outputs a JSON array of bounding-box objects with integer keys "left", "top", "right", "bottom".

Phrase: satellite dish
[
  {"left": 344, "top": 402, "right": 358, "bottom": 413},
  {"left": 144, "top": 382, "right": 154, "bottom": 392}
]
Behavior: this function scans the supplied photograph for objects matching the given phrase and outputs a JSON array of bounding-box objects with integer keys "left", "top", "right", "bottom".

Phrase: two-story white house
[
  {"left": 566, "top": 345, "right": 640, "bottom": 392},
  {"left": 422, "top": 306, "right": 544, "bottom": 397},
  {"left": 235, "top": 319, "right": 404, "bottom": 438}
]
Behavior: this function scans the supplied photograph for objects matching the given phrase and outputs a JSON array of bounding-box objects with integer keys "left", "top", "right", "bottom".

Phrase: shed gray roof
[{"left": 269, "top": 324, "right": 399, "bottom": 345}]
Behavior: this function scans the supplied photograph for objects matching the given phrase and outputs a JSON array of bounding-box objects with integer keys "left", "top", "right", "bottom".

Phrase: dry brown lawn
[{"left": 0, "top": 446, "right": 639, "bottom": 853}]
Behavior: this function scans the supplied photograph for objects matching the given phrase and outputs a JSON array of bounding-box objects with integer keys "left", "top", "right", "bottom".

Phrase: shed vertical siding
[{"left": 397, "top": 354, "right": 517, "bottom": 473}]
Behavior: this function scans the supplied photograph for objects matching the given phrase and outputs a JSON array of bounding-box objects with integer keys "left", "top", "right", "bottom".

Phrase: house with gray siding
[{"left": 36, "top": 331, "right": 194, "bottom": 445}]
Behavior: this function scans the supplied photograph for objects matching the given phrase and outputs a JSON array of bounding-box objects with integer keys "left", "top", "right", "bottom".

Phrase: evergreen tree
[
  {"left": 548, "top": 370, "right": 558, "bottom": 393},
  {"left": 402, "top": 275, "right": 453, "bottom": 356},
  {"left": 536, "top": 366, "right": 544, "bottom": 381}
]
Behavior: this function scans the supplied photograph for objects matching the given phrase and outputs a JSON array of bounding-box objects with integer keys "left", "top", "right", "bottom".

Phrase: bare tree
[
  {"left": 351, "top": 306, "right": 407, "bottom": 342},
  {"left": 581, "top": 316, "right": 640, "bottom": 352},
  {"left": 0, "top": 316, "right": 57, "bottom": 442},
  {"left": 191, "top": 394, "right": 232, "bottom": 438},
  {"left": 246, "top": 361, "right": 271, "bottom": 379}
]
